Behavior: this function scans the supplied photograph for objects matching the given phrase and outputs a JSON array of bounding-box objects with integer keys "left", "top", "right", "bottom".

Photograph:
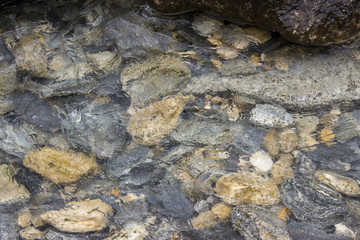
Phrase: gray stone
[
  {"left": 250, "top": 104, "right": 294, "bottom": 128},
  {"left": 281, "top": 177, "right": 350, "bottom": 227}
]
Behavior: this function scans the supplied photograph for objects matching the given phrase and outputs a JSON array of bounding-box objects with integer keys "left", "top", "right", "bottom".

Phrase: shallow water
[{"left": 0, "top": 1, "right": 360, "bottom": 239}]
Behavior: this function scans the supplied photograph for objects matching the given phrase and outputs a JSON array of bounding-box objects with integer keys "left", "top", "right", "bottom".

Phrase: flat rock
[
  {"left": 281, "top": 177, "right": 349, "bottom": 226},
  {"left": 40, "top": 199, "right": 114, "bottom": 233},
  {"left": 215, "top": 172, "right": 280, "bottom": 206},
  {"left": 230, "top": 205, "right": 291, "bottom": 240},
  {"left": 23, "top": 147, "right": 98, "bottom": 184}
]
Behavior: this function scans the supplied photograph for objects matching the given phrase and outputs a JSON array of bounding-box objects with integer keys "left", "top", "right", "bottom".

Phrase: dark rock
[
  {"left": 287, "top": 221, "right": 353, "bottom": 240},
  {"left": 233, "top": 125, "right": 266, "bottom": 155},
  {"left": 146, "top": 0, "right": 360, "bottom": 45},
  {"left": 281, "top": 177, "right": 350, "bottom": 227},
  {"left": 147, "top": 187, "right": 194, "bottom": 219}
]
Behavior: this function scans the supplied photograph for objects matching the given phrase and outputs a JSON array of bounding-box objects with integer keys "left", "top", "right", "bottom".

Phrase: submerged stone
[
  {"left": 215, "top": 172, "right": 280, "bottom": 206},
  {"left": 230, "top": 205, "right": 291, "bottom": 240},
  {"left": 281, "top": 177, "right": 349, "bottom": 226},
  {"left": 23, "top": 147, "right": 98, "bottom": 184},
  {"left": 39, "top": 199, "right": 113, "bottom": 233},
  {"left": 146, "top": 0, "right": 360, "bottom": 45},
  {"left": 0, "top": 164, "right": 30, "bottom": 203},
  {"left": 250, "top": 104, "right": 293, "bottom": 128}
]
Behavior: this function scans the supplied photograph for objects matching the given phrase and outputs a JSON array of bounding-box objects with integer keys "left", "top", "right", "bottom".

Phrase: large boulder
[{"left": 146, "top": 0, "right": 360, "bottom": 45}]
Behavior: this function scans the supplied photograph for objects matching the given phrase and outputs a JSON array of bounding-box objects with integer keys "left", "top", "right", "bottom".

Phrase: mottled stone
[
  {"left": 192, "top": 211, "right": 218, "bottom": 229},
  {"left": 215, "top": 172, "right": 280, "bottom": 206},
  {"left": 263, "top": 129, "right": 280, "bottom": 157},
  {"left": 281, "top": 177, "right": 349, "bottom": 226},
  {"left": 314, "top": 170, "right": 360, "bottom": 197},
  {"left": 127, "top": 95, "right": 190, "bottom": 146},
  {"left": 23, "top": 147, "right": 98, "bottom": 184},
  {"left": 295, "top": 116, "right": 319, "bottom": 150},
  {"left": 250, "top": 104, "right": 294, "bottom": 128},
  {"left": 19, "top": 227, "right": 45, "bottom": 240},
  {"left": 230, "top": 205, "right": 291, "bottom": 240},
  {"left": 216, "top": 46, "right": 239, "bottom": 60},
  {"left": 271, "top": 154, "right": 294, "bottom": 185},
  {"left": 40, "top": 199, "right": 113, "bottom": 233},
  {"left": 249, "top": 150, "right": 274, "bottom": 172},
  {"left": 146, "top": 0, "right": 360, "bottom": 45},
  {"left": 106, "top": 222, "right": 148, "bottom": 240},
  {"left": 211, "top": 202, "right": 232, "bottom": 221},
  {"left": 0, "top": 164, "right": 30, "bottom": 203},
  {"left": 334, "top": 111, "right": 360, "bottom": 143},
  {"left": 18, "top": 209, "right": 32, "bottom": 228},
  {"left": 121, "top": 56, "right": 191, "bottom": 108},
  {"left": 192, "top": 15, "right": 223, "bottom": 37},
  {"left": 279, "top": 128, "right": 298, "bottom": 153}
]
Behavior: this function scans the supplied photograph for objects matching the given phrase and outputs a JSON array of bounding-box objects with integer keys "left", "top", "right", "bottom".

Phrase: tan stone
[
  {"left": 335, "top": 223, "right": 356, "bottom": 240},
  {"left": 263, "top": 129, "right": 280, "bottom": 157},
  {"left": 0, "top": 164, "right": 30, "bottom": 203},
  {"left": 215, "top": 172, "right": 280, "bottom": 206},
  {"left": 211, "top": 202, "right": 232, "bottom": 221},
  {"left": 295, "top": 116, "right": 319, "bottom": 150},
  {"left": 127, "top": 95, "right": 191, "bottom": 146},
  {"left": 314, "top": 170, "right": 360, "bottom": 196},
  {"left": 18, "top": 209, "right": 32, "bottom": 228},
  {"left": 87, "top": 51, "right": 120, "bottom": 73},
  {"left": 192, "top": 211, "right": 218, "bottom": 229},
  {"left": 279, "top": 128, "right": 298, "bottom": 153},
  {"left": 271, "top": 154, "right": 294, "bottom": 185},
  {"left": 318, "top": 127, "right": 336, "bottom": 146},
  {"left": 23, "top": 147, "right": 98, "bottom": 184},
  {"left": 216, "top": 46, "right": 239, "bottom": 59},
  {"left": 19, "top": 227, "right": 45, "bottom": 240},
  {"left": 40, "top": 199, "right": 113, "bottom": 233},
  {"left": 106, "top": 222, "right": 148, "bottom": 240},
  {"left": 242, "top": 27, "right": 272, "bottom": 44}
]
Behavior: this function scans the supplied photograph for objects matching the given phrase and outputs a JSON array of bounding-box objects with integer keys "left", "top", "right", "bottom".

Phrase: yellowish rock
[
  {"left": 192, "top": 211, "right": 218, "bottom": 229},
  {"left": 314, "top": 170, "right": 360, "bottom": 196},
  {"left": 127, "top": 95, "right": 191, "bottom": 146},
  {"left": 216, "top": 46, "right": 239, "bottom": 59},
  {"left": 106, "top": 222, "right": 148, "bottom": 240},
  {"left": 211, "top": 202, "right": 232, "bottom": 221},
  {"left": 0, "top": 164, "right": 30, "bottom": 203},
  {"left": 279, "top": 128, "right": 298, "bottom": 153},
  {"left": 263, "top": 129, "right": 280, "bottom": 157},
  {"left": 19, "top": 227, "right": 45, "bottom": 240},
  {"left": 318, "top": 127, "right": 336, "bottom": 146},
  {"left": 271, "top": 154, "right": 294, "bottom": 185},
  {"left": 18, "top": 209, "right": 32, "bottom": 228},
  {"left": 295, "top": 116, "right": 319, "bottom": 150},
  {"left": 242, "top": 27, "right": 272, "bottom": 44},
  {"left": 40, "top": 199, "right": 113, "bottom": 233},
  {"left": 215, "top": 172, "right": 280, "bottom": 206},
  {"left": 24, "top": 147, "right": 98, "bottom": 184}
]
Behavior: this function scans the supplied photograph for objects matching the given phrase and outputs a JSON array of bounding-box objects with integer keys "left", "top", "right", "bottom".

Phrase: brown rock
[
  {"left": 40, "top": 199, "right": 113, "bottom": 233},
  {"left": 19, "top": 227, "right": 45, "bottom": 240},
  {"left": 271, "top": 154, "right": 294, "bottom": 185},
  {"left": 24, "top": 147, "right": 98, "bottom": 184},
  {"left": 263, "top": 129, "right": 280, "bottom": 157},
  {"left": 314, "top": 170, "right": 360, "bottom": 197},
  {"left": 127, "top": 95, "right": 191, "bottom": 146},
  {"left": 279, "top": 128, "right": 298, "bottom": 153},
  {"left": 211, "top": 202, "right": 232, "bottom": 221},
  {"left": 0, "top": 164, "right": 30, "bottom": 203},
  {"left": 192, "top": 211, "right": 218, "bottom": 229},
  {"left": 215, "top": 172, "right": 280, "bottom": 206}
]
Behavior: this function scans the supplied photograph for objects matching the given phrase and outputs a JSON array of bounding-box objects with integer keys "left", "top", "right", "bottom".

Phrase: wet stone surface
[{"left": 0, "top": 0, "right": 360, "bottom": 239}]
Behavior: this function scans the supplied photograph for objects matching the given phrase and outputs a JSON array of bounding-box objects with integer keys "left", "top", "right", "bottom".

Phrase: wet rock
[
  {"left": 0, "top": 213, "right": 19, "bottom": 240},
  {"left": 250, "top": 104, "right": 293, "bottom": 128},
  {"left": 121, "top": 56, "right": 191, "bottom": 108},
  {"left": 39, "top": 199, "right": 114, "bottom": 233},
  {"left": 287, "top": 221, "right": 354, "bottom": 240},
  {"left": 192, "top": 211, "right": 218, "bottom": 229},
  {"left": 146, "top": 188, "right": 194, "bottom": 219},
  {"left": 128, "top": 95, "right": 190, "bottom": 146},
  {"left": 0, "top": 164, "right": 30, "bottom": 203},
  {"left": 233, "top": 125, "right": 266, "bottom": 155},
  {"left": 292, "top": 150, "right": 316, "bottom": 176},
  {"left": 279, "top": 128, "right": 298, "bottom": 153},
  {"left": 19, "top": 227, "right": 45, "bottom": 240},
  {"left": 195, "top": 170, "right": 226, "bottom": 196},
  {"left": 314, "top": 170, "right": 360, "bottom": 197},
  {"left": 230, "top": 205, "right": 291, "bottom": 240},
  {"left": 281, "top": 177, "right": 349, "bottom": 226},
  {"left": 217, "top": 58, "right": 257, "bottom": 76},
  {"left": 216, "top": 46, "right": 239, "bottom": 60},
  {"left": 334, "top": 111, "right": 360, "bottom": 143},
  {"left": 146, "top": 0, "right": 360, "bottom": 45},
  {"left": 295, "top": 116, "right": 319, "bottom": 150},
  {"left": 262, "top": 129, "right": 280, "bottom": 157},
  {"left": 271, "top": 154, "right": 294, "bottom": 185},
  {"left": 23, "top": 147, "right": 98, "bottom": 184},
  {"left": 106, "top": 222, "right": 148, "bottom": 240},
  {"left": 18, "top": 209, "right": 32, "bottom": 228},
  {"left": 249, "top": 150, "right": 273, "bottom": 172},
  {"left": 335, "top": 223, "right": 356, "bottom": 240},
  {"left": 211, "top": 202, "right": 232, "bottom": 221},
  {"left": 215, "top": 172, "right": 280, "bottom": 206}
]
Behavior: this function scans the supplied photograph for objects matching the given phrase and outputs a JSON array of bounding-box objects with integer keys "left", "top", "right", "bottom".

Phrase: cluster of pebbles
[{"left": 0, "top": 0, "right": 360, "bottom": 239}]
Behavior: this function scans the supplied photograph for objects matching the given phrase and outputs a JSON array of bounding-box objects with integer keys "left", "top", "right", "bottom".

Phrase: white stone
[
  {"left": 334, "top": 223, "right": 356, "bottom": 239},
  {"left": 250, "top": 104, "right": 294, "bottom": 128},
  {"left": 249, "top": 150, "right": 274, "bottom": 172}
]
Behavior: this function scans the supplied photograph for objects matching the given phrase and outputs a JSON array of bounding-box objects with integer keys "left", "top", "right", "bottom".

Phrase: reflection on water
[{"left": 0, "top": 0, "right": 360, "bottom": 239}]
